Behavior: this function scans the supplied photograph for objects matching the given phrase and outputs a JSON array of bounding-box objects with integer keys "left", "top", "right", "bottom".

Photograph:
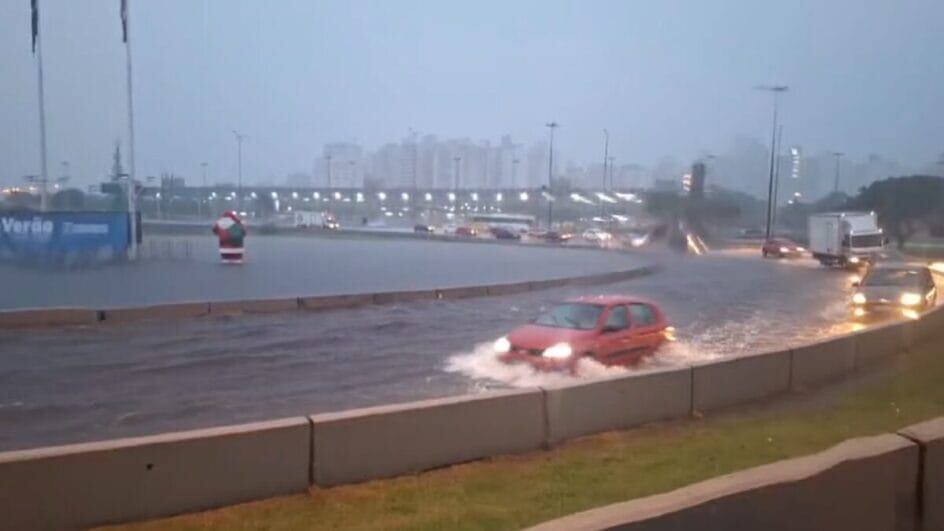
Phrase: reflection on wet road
[{"left": 0, "top": 248, "right": 904, "bottom": 451}]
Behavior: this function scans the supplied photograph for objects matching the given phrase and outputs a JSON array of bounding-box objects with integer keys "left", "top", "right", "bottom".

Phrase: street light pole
[
  {"left": 453, "top": 156, "right": 461, "bottom": 191},
  {"left": 771, "top": 125, "right": 784, "bottom": 234},
  {"left": 832, "top": 152, "right": 844, "bottom": 194},
  {"left": 754, "top": 84, "right": 789, "bottom": 241},
  {"left": 608, "top": 156, "right": 616, "bottom": 191},
  {"left": 200, "top": 162, "right": 208, "bottom": 218},
  {"left": 602, "top": 129, "right": 609, "bottom": 217},
  {"left": 545, "top": 121, "right": 558, "bottom": 228},
  {"left": 232, "top": 130, "right": 244, "bottom": 212}
]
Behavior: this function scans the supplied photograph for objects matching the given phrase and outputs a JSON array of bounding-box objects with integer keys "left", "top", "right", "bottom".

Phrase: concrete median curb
[
  {"left": 371, "top": 289, "right": 438, "bottom": 304},
  {"left": 298, "top": 293, "right": 375, "bottom": 311},
  {"left": 0, "top": 307, "right": 99, "bottom": 327},
  {"left": 525, "top": 433, "right": 919, "bottom": 531},
  {"left": 692, "top": 350, "right": 792, "bottom": 413},
  {"left": 899, "top": 417, "right": 944, "bottom": 531},
  {"left": 0, "top": 418, "right": 311, "bottom": 531},
  {"left": 0, "top": 265, "right": 658, "bottom": 329},
  {"left": 790, "top": 333, "right": 857, "bottom": 389},
  {"left": 100, "top": 302, "right": 211, "bottom": 324},
  {"left": 543, "top": 367, "right": 692, "bottom": 444},
  {"left": 854, "top": 320, "right": 913, "bottom": 368},
  {"left": 309, "top": 389, "right": 547, "bottom": 486},
  {"left": 208, "top": 298, "right": 301, "bottom": 315}
]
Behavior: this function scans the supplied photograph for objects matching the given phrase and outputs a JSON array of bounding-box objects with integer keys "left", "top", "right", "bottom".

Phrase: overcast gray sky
[{"left": 2, "top": 0, "right": 942, "bottom": 187}]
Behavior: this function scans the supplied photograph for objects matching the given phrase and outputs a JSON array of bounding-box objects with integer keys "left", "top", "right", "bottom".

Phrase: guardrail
[
  {"left": 0, "top": 265, "right": 659, "bottom": 329},
  {"left": 1, "top": 300, "right": 941, "bottom": 529}
]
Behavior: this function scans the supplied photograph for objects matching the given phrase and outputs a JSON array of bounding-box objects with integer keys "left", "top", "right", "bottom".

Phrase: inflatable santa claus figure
[{"left": 212, "top": 211, "right": 247, "bottom": 264}]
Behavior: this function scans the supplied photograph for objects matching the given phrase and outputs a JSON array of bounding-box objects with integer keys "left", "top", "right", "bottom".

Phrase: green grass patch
[{"left": 103, "top": 339, "right": 944, "bottom": 531}]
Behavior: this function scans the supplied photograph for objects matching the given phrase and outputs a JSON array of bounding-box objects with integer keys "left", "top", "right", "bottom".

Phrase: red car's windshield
[{"left": 533, "top": 303, "right": 604, "bottom": 330}]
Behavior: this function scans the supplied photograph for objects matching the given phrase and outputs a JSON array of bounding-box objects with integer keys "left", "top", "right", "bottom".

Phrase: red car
[
  {"left": 494, "top": 296, "right": 671, "bottom": 372},
  {"left": 761, "top": 238, "right": 805, "bottom": 259},
  {"left": 455, "top": 226, "right": 478, "bottom": 238}
]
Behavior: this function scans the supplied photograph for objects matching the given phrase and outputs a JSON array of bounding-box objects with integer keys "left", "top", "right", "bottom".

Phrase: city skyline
[{"left": 2, "top": 1, "right": 943, "bottom": 195}]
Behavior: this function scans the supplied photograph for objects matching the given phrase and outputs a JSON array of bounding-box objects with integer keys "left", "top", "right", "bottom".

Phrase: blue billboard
[{"left": 0, "top": 211, "right": 130, "bottom": 266}]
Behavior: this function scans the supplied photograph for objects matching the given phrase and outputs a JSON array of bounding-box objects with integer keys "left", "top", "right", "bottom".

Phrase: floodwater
[
  {"left": 0, "top": 234, "right": 638, "bottom": 309},
  {"left": 0, "top": 247, "right": 873, "bottom": 451}
]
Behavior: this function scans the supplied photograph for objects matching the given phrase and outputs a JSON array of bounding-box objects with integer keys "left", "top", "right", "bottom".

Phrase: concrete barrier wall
[
  {"left": 101, "top": 302, "right": 210, "bottom": 324},
  {"left": 692, "top": 350, "right": 791, "bottom": 412},
  {"left": 310, "top": 389, "right": 546, "bottom": 486},
  {"left": 899, "top": 417, "right": 944, "bottom": 531},
  {"left": 436, "top": 285, "right": 490, "bottom": 299},
  {"left": 0, "top": 418, "right": 311, "bottom": 531},
  {"left": 371, "top": 289, "right": 438, "bottom": 304},
  {"left": 914, "top": 304, "right": 944, "bottom": 345},
  {"left": 790, "top": 333, "right": 857, "bottom": 389},
  {"left": 298, "top": 293, "right": 374, "bottom": 311},
  {"left": 526, "top": 433, "right": 919, "bottom": 531},
  {"left": 544, "top": 367, "right": 692, "bottom": 444},
  {"left": 208, "top": 297, "right": 301, "bottom": 315},
  {"left": 0, "top": 307, "right": 99, "bottom": 327},
  {"left": 855, "top": 320, "right": 913, "bottom": 368}
]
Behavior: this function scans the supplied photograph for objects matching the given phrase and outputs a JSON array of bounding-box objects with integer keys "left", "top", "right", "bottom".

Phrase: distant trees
[{"left": 845, "top": 175, "right": 944, "bottom": 248}]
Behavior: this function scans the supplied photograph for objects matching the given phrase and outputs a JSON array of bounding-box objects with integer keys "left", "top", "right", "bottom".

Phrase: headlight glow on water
[
  {"left": 493, "top": 336, "right": 511, "bottom": 354},
  {"left": 900, "top": 292, "right": 922, "bottom": 307},
  {"left": 852, "top": 293, "right": 867, "bottom": 305},
  {"left": 542, "top": 343, "right": 573, "bottom": 359}
]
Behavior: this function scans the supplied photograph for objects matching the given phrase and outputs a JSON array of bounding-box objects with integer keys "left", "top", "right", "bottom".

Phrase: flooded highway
[
  {"left": 0, "top": 247, "right": 881, "bottom": 451},
  {"left": 0, "top": 235, "right": 639, "bottom": 310}
]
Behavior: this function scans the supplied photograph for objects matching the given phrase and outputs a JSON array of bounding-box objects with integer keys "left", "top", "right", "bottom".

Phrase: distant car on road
[
  {"left": 762, "top": 238, "right": 804, "bottom": 259},
  {"left": 413, "top": 224, "right": 435, "bottom": 233},
  {"left": 541, "top": 231, "right": 573, "bottom": 243},
  {"left": 490, "top": 226, "right": 521, "bottom": 240},
  {"left": 582, "top": 228, "right": 613, "bottom": 242},
  {"left": 851, "top": 263, "right": 937, "bottom": 320},
  {"left": 454, "top": 226, "right": 478, "bottom": 238},
  {"left": 493, "top": 296, "right": 671, "bottom": 373}
]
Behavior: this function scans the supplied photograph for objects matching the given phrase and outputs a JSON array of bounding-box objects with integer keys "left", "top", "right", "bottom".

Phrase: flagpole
[
  {"left": 35, "top": 8, "right": 49, "bottom": 212},
  {"left": 123, "top": 0, "right": 138, "bottom": 259}
]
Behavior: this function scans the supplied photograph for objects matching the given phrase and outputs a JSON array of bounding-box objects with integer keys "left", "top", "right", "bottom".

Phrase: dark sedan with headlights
[{"left": 851, "top": 263, "right": 937, "bottom": 320}]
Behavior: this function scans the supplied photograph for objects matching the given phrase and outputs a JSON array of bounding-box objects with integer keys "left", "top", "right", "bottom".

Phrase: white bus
[{"left": 469, "top": 213, "right": 535, "bottom": 233}]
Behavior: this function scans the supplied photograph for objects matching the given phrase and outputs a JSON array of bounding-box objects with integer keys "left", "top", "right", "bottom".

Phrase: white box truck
[{"left": 808, "top": 212, "right": 885, "bottom": 267}]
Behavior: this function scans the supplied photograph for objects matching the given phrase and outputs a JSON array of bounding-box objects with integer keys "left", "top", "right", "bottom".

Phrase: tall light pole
[
  {"left": 602, "top": 129, "right": 609, "bottom": 191},
  {"left": 232, "top": 130, "right": 244, "bottom": 212},
  {"left": 200, "top": 162, "right": 208, "bottom": 218},
  {"left": 771, "top": 125, "right": 784, "bottom": 233},
  {"left": 122, "top": 0, "right": 138, "bottom": 258},
  {"left": 832, "top": 151, "right": 844, "bottom": 194},
  {"left": 601, "top": 129, "right": 609, "bottom": 217},
  {"left": 754, "top": 84, "right": 789, "bottom": 241},
  {"left": 32, "top": 0, "right": 50, "bottom": 212},
  {"left": 608, "top": 156, "right": 616, "bottom": 191},
  {"left": 545, "top": 121, "right": 558, "bottom": 228},
  {"left": 453, "top": 156, "right": 461, "bottom": 191}
]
